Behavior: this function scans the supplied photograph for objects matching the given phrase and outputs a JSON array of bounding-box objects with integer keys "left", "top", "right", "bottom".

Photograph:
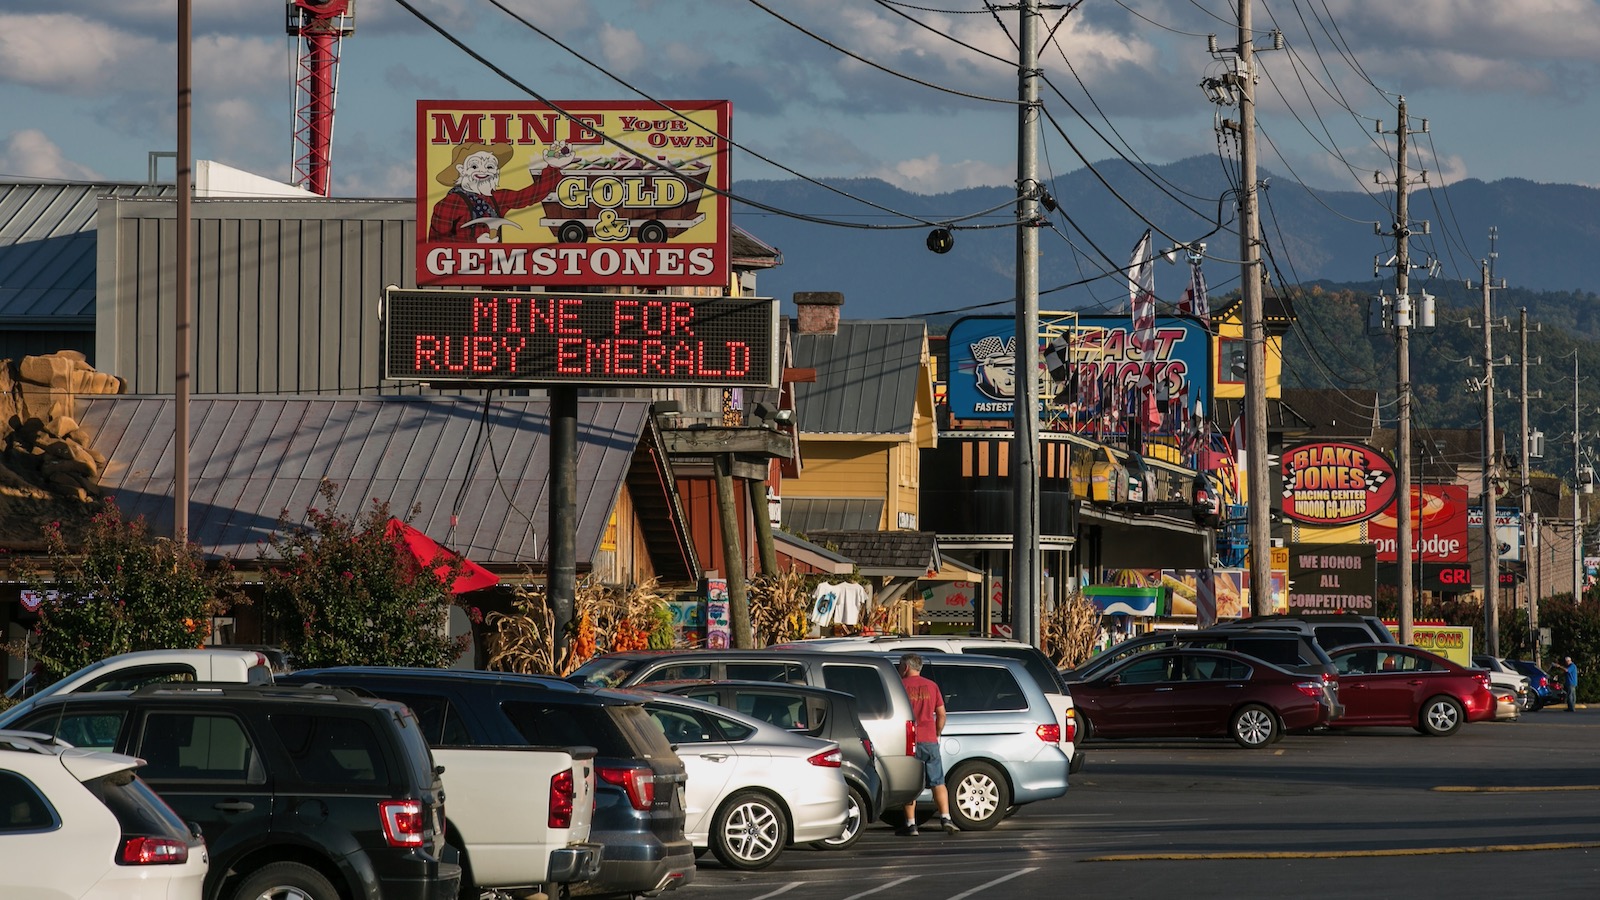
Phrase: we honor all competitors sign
[{"left": 416, "top": 100, "right": 731, "bottom": 287}]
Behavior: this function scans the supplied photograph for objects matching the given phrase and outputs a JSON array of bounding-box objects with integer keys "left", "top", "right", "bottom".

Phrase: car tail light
[
  {"left": 598, "top": 765, "right": 656, "bottom": 812},
  {"left": 861, "top": 736, "right": 875, "bottom": 759},
  {"left": 906, "top": 720, "right": 917, "bottom": 755},
  {"left": 1063, "top": 708, "right": 1077, "bottom": 745},
  {"left": 808, "top": 748, "right": 843, "bottom": 768},
  {"left": 550, "top": 769, "right": 576, "bottom": 828},
  {"left": 1036, "top": 723, "right": 1061, "bottom": 743},
  {"left": 1294, "top": 681, "right": 1324, "bottom": 698},
  {"left": 380, "top": 800, "right": 425, "bottom": 847},
  {"left": 1539, "top": 676, "right": 1549, "bottom": 689},
  {"left": 1475, "top": 674, "right": 1491, "bottom": 689},
  {"left": 119, "top": 836, "right": 188, "bottom": 865}
]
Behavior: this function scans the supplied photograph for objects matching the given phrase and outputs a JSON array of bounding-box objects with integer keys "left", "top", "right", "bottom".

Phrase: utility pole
[
  {"left": 1375, "top": 98, "right": 1430, "bottom": 643},
  {"left": 1574, "top": 355, "right": 1583, "bottom": 618},
  {"left": 1237, "top": 0, "right": 1272, "bottom": 615},
  {"left": 1010, "top": 0, "right": 1042, "bottom": 646},
  {"left": 1468, "top": 254, "right": 1507, "bottom": 658},
  {"left": 1515, "top": 310, "right": 1543, "bottom": 659}
]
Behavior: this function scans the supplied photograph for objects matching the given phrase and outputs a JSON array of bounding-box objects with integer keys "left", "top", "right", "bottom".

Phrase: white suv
[
  {"left": 769, "top": 636, "right": 1082, "bottom": 774},
  {"left": 0, "top": 730, "right": 208, "bottom": 899},
  {"left": 1472, "top": 655, "right": 1534, "bottom": 710}
]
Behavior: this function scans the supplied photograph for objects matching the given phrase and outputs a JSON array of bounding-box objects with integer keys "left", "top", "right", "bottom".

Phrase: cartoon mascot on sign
[{"left": 428, "top": 140, "right": 576, "bottom": 243}]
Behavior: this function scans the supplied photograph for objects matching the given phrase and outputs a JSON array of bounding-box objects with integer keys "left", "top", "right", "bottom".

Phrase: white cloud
[
  {"left": 871, "top": 153, "right": 1011, "bottom": 193},
  {"left": 0, "top": 14, "right": 161, "bottom": 93},
  {"left": 0, "top": 129, "right": 103, "bottom": 180},
  {"left": 596, "top": 23, "right": 647, "bottom": 77}
]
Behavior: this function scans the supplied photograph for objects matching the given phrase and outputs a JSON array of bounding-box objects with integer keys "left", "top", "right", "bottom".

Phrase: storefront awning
[{"left": 1078, "top": 506, "right": 1213, "bottom": 569}]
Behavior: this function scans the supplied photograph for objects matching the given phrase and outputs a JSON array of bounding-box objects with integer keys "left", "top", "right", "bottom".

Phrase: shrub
[
  {"left": 259, "top": 480, "right": 467, "bottom": 669},
  {"left": 8, "top": 501, "right": 239, "bottom": 679}
]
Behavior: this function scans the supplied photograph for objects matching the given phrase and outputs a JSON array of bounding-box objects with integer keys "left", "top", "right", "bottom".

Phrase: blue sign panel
[{"left": 945, "top": 314, "right": 1212, "bottom": 436}]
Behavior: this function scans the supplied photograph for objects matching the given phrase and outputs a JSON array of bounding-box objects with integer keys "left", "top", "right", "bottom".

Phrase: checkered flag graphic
[{"left": 1365, "top": 468, "right": 1389, "bottom": 493}]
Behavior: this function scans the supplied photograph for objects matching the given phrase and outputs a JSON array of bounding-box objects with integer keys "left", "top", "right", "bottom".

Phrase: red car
[
  {"left": 1072, "top": 648, "right": 1335, "bottom": 748},
  {"left": 1327, "top": 644, "right": 1495, "bottom": 736}
]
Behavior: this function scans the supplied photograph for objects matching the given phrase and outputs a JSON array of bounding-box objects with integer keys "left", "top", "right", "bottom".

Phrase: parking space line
[
  {"left": 1085, "top": 842, "right": 1600, "bottom": 861},
  {"left": 943, "top": 867, "right": 1037, "bottom": 900},
  {"left": 840, "top": 875, "right": 918, "bottom": 900},
  {"left": 748, "top": 882, "right": 806, "bottom": 900},
  {"left": 1433, "top": 785, "right": 1600, "bottom": 793}
]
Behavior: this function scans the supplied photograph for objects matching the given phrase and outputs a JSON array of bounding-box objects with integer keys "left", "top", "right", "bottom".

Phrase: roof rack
[{"left": 128, "top": 682, "right": 367, "bottom": 703}]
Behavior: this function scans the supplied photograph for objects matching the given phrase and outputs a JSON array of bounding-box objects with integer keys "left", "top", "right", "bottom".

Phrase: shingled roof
[{"left": 802, "top": 529, "right": 941, "bottom": 577}]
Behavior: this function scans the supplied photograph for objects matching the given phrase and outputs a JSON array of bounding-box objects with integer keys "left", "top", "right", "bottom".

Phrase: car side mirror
[
  {"left": 1104, "top": 675, "right": 1122, "bottom": 687},
  {"left": 435, "top": 765, "right": 447, "bottom": 776},
  {"left": 188, "top": 821, "right": 204, "bottom": 840}
]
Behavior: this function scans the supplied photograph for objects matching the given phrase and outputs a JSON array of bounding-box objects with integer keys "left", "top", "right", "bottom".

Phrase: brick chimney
[{"left": 794, "top": 291, "right": 844, "bottom": 335}]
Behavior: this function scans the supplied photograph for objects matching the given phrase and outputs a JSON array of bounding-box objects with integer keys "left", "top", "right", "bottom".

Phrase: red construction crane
[{"left": 286, "top": 0, "right": 355, "bottom": 196}]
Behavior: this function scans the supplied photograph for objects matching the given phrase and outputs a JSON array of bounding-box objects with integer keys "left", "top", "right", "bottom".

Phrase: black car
[
  {"left": 281, "top": 666, "right": 695, "bottom": 899},
  {"left": 643, "top": 679, "right": 883, "bottom": 849},
  {"left": 8, "top": 682, "right": 460, "bottom": 900}
]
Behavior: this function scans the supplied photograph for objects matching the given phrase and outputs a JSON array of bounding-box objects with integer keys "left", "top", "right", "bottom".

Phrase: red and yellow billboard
[
  {"left": 1279, "top": 441, "right": 1396, "bottom": 525},
  {"left": 416, "top": 100, "right": 731, "bottom": 288}
]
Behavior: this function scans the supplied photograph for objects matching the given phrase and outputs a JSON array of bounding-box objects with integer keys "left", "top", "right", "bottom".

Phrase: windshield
[{"left": 568, "top": 657, "right": 643, "bottom": 688}]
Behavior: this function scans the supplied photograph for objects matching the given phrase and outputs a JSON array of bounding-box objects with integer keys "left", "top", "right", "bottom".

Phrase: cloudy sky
[{"left": 3, "top": 0, "right": 1597, "bottom": 205}]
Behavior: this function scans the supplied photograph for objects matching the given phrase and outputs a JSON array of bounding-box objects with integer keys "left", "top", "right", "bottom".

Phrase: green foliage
[
  {"left": 647, "top": 602, "right": 675, "bottom": 650},
  {"left": 1532, "top": 594, "right": 1600, "bottom": 703},
  {"left": 259, "top": 480, "right": 467, "bottom": 669},
  {"left": 10, "top": 501, "right": 239, "bottom": 679}
]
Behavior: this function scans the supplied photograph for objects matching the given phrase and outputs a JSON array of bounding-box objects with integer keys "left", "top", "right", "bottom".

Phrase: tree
[
  {"left": 260, "top": 480, "right": 467, "bottom": 668},
  {"left": 11, "top": 501, "right": 239, "bottom": 678}
]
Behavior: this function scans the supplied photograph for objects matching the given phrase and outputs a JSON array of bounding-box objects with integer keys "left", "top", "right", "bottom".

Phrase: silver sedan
[{"left": 628, "top": 691, "right": 849, "bottom": 871}]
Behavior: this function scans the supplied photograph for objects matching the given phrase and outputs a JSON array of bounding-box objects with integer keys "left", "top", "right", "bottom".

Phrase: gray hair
[{"left": 900, "top": 653, "right": 923, "bottom": 674}]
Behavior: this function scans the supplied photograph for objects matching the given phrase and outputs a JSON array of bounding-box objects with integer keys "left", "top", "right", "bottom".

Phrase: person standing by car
[
  {"left": 898, "top": 654, "right": 958, "bottom": 835},
  {"left": 1565, "top": 657, "right": 1579, "bottom": 711}
]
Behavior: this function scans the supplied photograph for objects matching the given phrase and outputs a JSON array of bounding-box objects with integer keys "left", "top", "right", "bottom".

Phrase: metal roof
[
  {"left": 783, "top": 497, "right": 884, "bottom": 533},
  {"left": 71, "top": 395, "right": 666, "bottom": 570},
  {"left": 800, "top": 529, "right": 942, "bottom": 577},
  {"left": 790, "top": 320, "right": 926, "bottom": 435},
  {"left": 0, "top": 181, "right": 173, "bottom": 323}
]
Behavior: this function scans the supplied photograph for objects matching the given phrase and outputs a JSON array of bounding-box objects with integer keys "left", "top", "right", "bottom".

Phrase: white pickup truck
[{"left": 432, "top": 744, "right": 602, "bottom": 892}]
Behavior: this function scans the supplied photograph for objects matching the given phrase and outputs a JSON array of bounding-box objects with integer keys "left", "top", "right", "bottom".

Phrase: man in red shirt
[{"left": 898, "top": 653, "right": 958, "bottom": 835}]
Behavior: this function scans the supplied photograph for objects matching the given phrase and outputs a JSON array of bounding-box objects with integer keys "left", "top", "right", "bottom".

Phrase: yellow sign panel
[{"left": 1389, "top": 624, "right": 1473, "bottom": 666}]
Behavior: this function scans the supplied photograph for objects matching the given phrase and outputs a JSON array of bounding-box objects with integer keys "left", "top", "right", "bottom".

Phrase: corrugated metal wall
[{"left": 97, "top": 196, "right": 422, "bottom": 396}]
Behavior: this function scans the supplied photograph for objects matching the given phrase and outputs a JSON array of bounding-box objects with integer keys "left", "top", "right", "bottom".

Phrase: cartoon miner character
[{"left": 428, "top": 140, "right": 576, "bottom": 243}]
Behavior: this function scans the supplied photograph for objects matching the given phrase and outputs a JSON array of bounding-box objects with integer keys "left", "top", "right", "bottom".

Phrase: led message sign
[{"left": 383, "top": 288, "right": 778, "bottom": 387}]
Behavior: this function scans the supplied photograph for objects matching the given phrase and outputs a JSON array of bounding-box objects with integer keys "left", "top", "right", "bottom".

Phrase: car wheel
[
  {"left": 230, "top": 862, "right": 339, "bottom": 900},
  {"left": 1230, "top": 704, "right": 1279, "bottom": 748},
  {"left": 1420, "top": 695, "right": 1464, "bottom": 736},
  {"left": 710, "top": 790, "right": 788, "bottom": 870},
  {"left": 1077, "top": 713, "right": 1094, "bottom": 743},
  {"left": 812, "top": 784, "right": 868, "bottom": 850},
  {"left": 948, "top": 761, "right": 1010, "bottom": 831},
  {"left": 558, "top": 221, "right": 588, "bottom": 243}
]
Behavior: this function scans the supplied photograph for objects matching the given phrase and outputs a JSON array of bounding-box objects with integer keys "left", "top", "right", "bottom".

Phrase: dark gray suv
[{"left": 9, "top": 683, "right": 460, "bottom": 900}]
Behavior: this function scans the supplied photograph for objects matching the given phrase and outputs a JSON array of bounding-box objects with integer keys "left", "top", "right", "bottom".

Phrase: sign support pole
[{"left": 550, "top": 385, "right": 577, "bottom": 667}]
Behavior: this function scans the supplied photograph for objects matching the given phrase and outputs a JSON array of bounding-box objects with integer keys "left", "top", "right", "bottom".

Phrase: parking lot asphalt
[{"left": 682, "top": 707, "right": 1600, "bottom": 899}]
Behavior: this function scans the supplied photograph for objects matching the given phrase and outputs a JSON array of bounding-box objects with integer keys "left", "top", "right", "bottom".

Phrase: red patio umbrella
[{"left": 385, "top": 518, "right": 500, "bottom": 595}]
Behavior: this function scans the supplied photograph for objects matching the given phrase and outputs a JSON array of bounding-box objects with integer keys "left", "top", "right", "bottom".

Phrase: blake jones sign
[
  {"left": 1278, "top": 441, "right": 1397, "bottom": 526},
  {"left": 382, "top": 289, "right": 778, "bottom": 387},
  {"left": 416, "top": 101, "right": 730, "bottom": 288}
]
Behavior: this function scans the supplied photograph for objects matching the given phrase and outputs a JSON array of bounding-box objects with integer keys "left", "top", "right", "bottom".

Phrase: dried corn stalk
[
  {"left": 485, "top": 583, "right": 569, "bottom": 675},
  {"left": 1042, "top": 591, "right": 1102, "bottom": 669},
  {"left": 485, "top": 576, "right": 674, "bottom": 676},
  {"left": 748, "top": 568, "right": 812, "bottom": 645}
]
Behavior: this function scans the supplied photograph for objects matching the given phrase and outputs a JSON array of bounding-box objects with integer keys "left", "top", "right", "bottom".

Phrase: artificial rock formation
[{"left": 0, "top": 351, "right": 123, "bottom": 504}]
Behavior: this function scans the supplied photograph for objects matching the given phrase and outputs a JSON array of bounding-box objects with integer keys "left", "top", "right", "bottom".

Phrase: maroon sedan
[
  {"left": 1327, "top": 644, "right": 1495, "bottom": 736},
  {"left": 1072, "top": 648, "right": 1334, "bottom": 748}
]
